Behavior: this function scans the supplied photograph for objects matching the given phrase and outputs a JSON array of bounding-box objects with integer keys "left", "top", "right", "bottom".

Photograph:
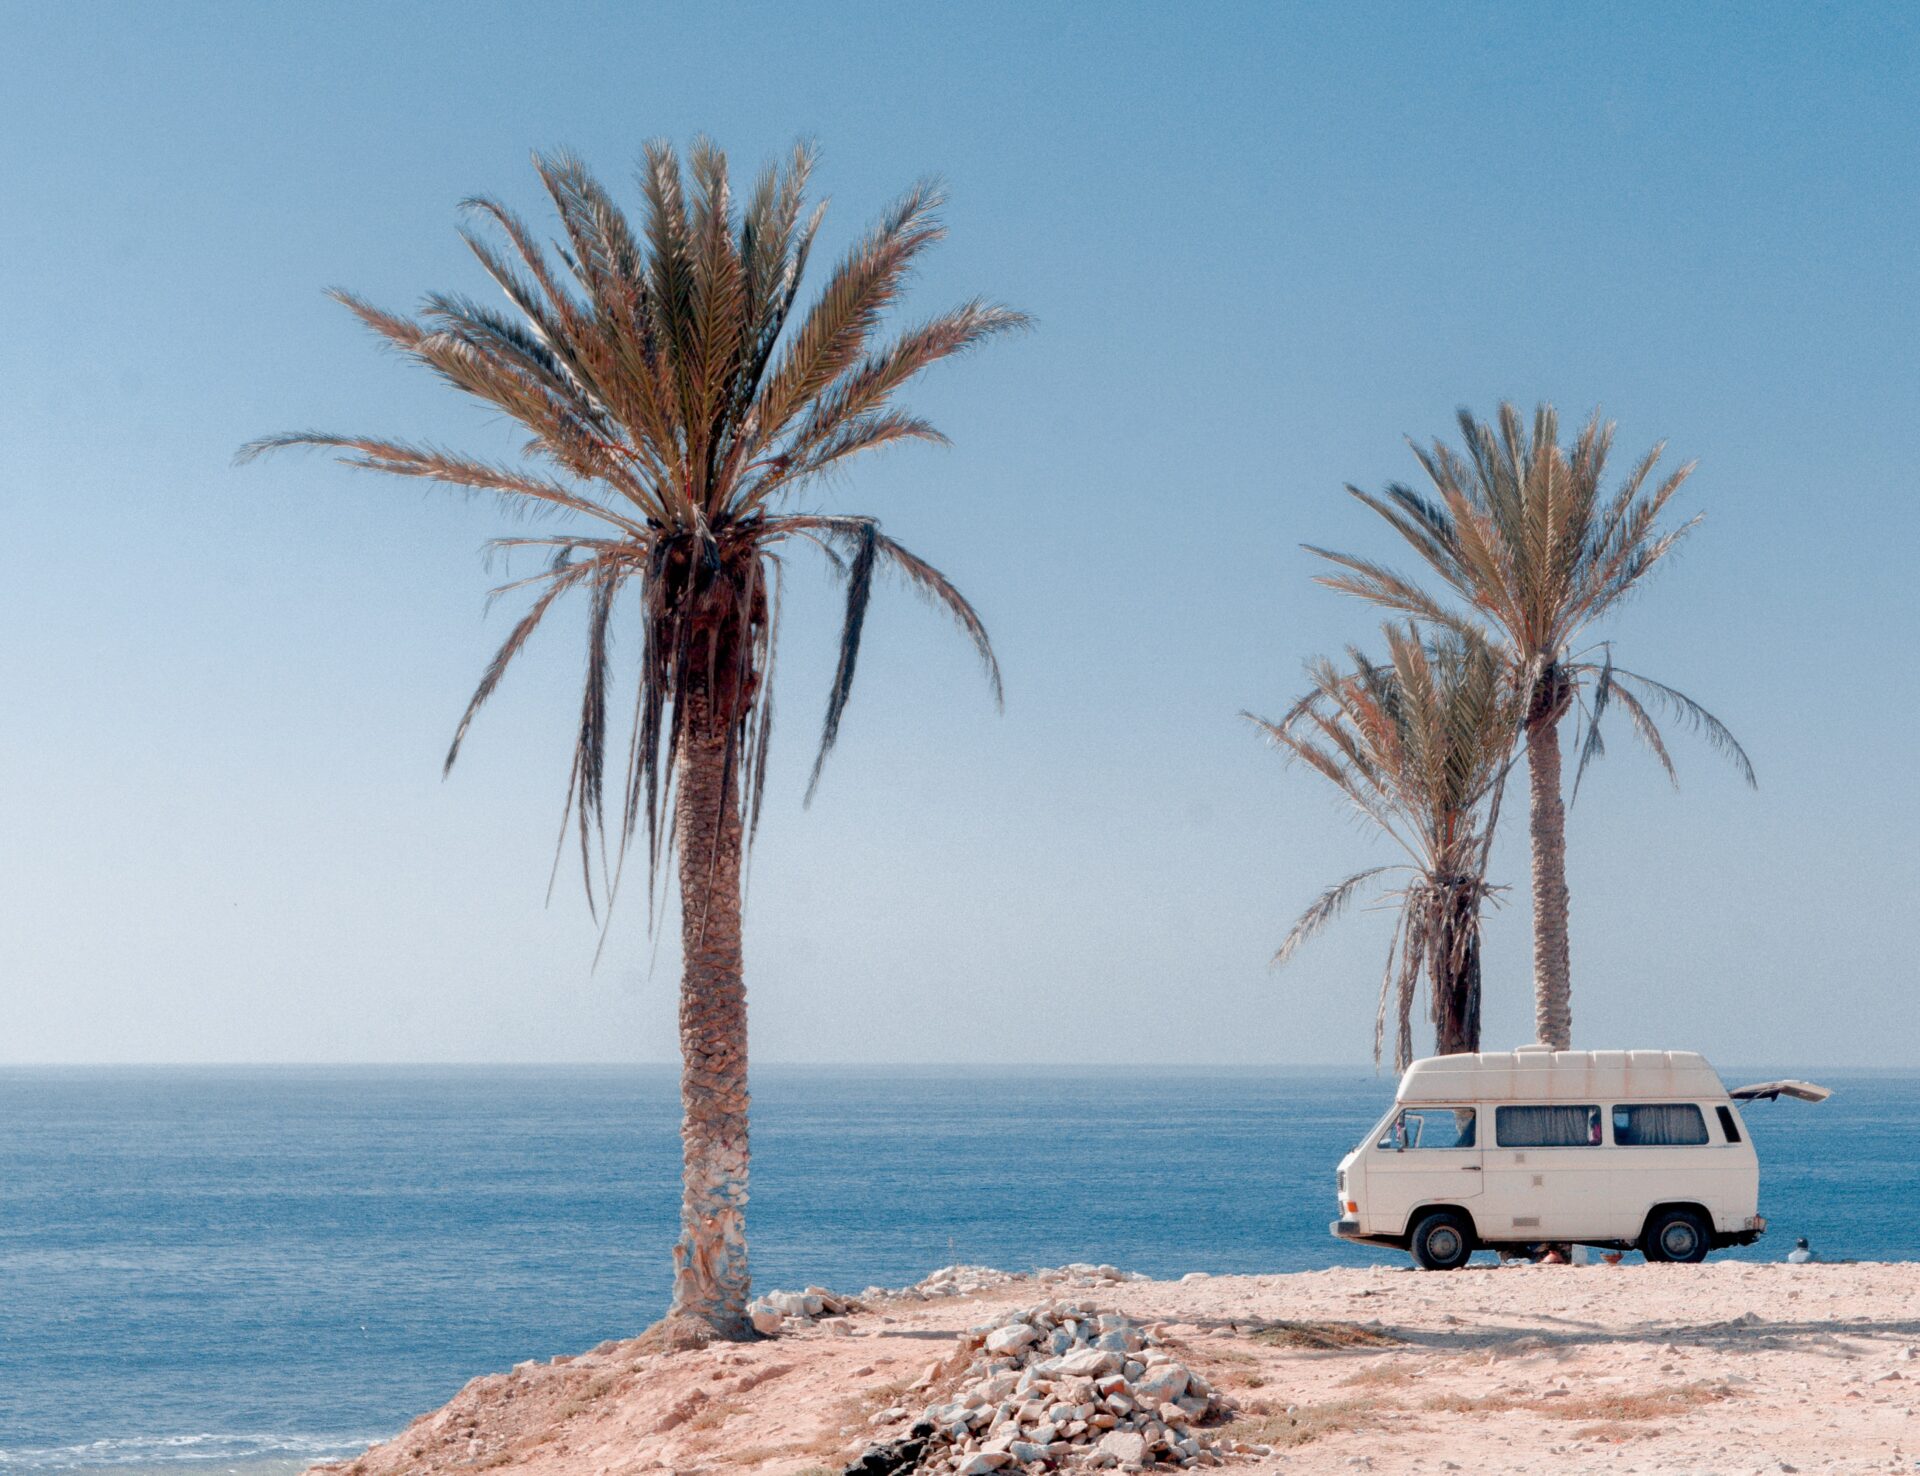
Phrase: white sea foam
[{"left": 0, "top": 1431, "right": 377, "bottom": 1471}]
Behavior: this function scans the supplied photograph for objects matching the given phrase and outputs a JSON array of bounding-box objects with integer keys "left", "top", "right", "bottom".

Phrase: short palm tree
[
  {"left": 1310, "top": 404, "right": 1753, "bottom": 1050},
  {"left": 241, "top": 140, "right": 1025, "bottom": 1342},
  {"left": 1249, "top": 624, "right": 1521, "bottom": 1068}
]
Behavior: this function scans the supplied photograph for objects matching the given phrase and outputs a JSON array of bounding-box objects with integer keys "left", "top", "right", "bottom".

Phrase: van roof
[{"left": 1396, "top": 1048, "right": 1728, "bottom": 1105}]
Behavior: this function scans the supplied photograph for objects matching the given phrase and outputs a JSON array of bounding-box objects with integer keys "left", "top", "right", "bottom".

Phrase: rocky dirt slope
[{"left": 311, "top": 1260, "right": 1920, "bottom": 1476}]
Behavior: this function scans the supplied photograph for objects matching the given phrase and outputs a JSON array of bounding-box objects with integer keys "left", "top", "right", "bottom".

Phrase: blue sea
[{"left": 1, "top": 1066, "right": 1912, "bottom": 1472}]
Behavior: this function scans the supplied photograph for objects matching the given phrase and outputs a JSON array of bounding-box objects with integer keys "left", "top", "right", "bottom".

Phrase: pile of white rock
[
  {"left": 746, "top": 1284, "right": 864, "bottom": 1336},
  {"left": 851, "top": 1263, "right": 1154, "bottom": 1308},
  {"left": 1033, "top": 1264, "right": 1154, "bottom": 1291},
  {"left": 883, "top": 1299, "right": 1245, "bottom": 1472},
  {"left": 866, "top": 1265, "right": 1033, "bottom": 1302}
]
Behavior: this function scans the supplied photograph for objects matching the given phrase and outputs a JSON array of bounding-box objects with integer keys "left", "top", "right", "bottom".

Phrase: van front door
[
  {"left": 1486, "top": 1103, "right": 1608, "bottom": 1242},
  {"left": 1368, "top": 1106, "right": 1482, "bottom": 1238}
]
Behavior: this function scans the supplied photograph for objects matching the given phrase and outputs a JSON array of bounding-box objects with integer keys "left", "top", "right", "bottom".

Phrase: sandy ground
[{"left": 312, "top": 1261, "right": 1920, "bottom": 1476}]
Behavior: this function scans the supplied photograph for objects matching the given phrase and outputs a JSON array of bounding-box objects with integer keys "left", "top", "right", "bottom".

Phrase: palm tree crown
[
  {"left": 1310, "top": 403, "right": 1753, "bottom": 1048},
  {"left": 242, "top": 139, "right": 1025, "bottom": 1339},
  {"left": 244, "top": 140, "right": 1022, "bottom": 900},
  {"left": 1251, "top": 624, "right": 1521, "bottom": 1067}
]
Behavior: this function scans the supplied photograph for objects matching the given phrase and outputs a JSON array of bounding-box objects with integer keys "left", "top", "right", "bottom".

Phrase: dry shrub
[
  {"left": 1339, "top": 1362, "right": 1422, "bottom": 1388},
  {"left": 1223, "top": 1395, "right": 1391, "bottom": 1449},
  {"left": 1249, "top": 1320, "right": 1402, "bottom": 1351},
  {"left": 681, "top": 1395, "right": 743, "bottom": 1432},
  {"left": 1421, "top": 1381, "right": 1727, "bottom": 1422},
  {"left": 1573, "top": 1421, "right": 1668, "bottom": 1443}
]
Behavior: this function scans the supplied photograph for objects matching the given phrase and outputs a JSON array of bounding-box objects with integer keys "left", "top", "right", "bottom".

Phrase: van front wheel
[
  {"left": 1643, "top": 1208, "right": 1712, "bottom": 1264},
  {"left": 1409, "top": 1210, "right": 1475, "bottom": 1271}
]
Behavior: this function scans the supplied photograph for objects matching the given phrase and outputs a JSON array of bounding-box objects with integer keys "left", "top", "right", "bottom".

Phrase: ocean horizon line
[{"left": 0, "top": 1057, "right": 1901, "bottom": 1074}]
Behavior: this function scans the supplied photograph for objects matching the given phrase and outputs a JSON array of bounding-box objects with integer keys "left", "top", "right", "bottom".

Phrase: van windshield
[{"left": 1377, "top": 1107, "right": 1476, "bottom": 1151}]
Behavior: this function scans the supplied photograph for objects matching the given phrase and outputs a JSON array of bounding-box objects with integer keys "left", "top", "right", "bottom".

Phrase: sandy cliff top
[{"left": 314, "top": 1259, "right": 1920, "bottom": 1476}]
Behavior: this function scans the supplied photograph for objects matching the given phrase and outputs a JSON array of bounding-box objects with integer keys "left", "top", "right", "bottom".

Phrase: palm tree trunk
[
  {"left": 1432, "top": 885, "right": 1482, "bottom": 1056},
  {"left": 1525, "top": 715, "right": 1573, "bottom": 1050},
  {"left": 663, "top": 689, "right": 752, "bottom": 1340}
]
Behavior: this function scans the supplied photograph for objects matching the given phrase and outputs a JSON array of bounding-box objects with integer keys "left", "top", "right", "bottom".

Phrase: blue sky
[{"left": 1, "top": 3, "right": 1914, "bottom": 1066}]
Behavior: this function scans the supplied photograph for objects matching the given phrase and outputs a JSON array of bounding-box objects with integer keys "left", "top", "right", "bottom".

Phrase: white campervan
[{"left": 1330, "top": 1047, "right": 1828, "bottom": 1270}]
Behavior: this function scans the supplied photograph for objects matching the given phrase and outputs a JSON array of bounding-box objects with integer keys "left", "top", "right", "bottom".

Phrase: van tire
[
  {"left": 1642, "top": 1207, "right": 1712, "bottom": 1264},
  {"left": 1409, "top": 1210, "right": 1475, "bottom": 1271}
]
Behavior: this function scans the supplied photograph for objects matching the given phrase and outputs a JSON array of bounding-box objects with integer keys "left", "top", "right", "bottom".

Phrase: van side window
[
  {"left": 1716, "top": 1105, "right": 1743, "bottom": 1143},
  {"left": 1495, "top": 1104, "right": 1601, "bottom": 1147},
  {"left": 1613, "top": 1103, "right": 1709, "bottom": 1145},
  {"left": 1377, "top": 1108, "right": 1476, "bottom": 1151}
]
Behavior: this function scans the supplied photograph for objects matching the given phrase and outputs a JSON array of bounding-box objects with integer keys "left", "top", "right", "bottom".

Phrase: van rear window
[
  {"left": 1716, "top": 1105, "right": 1743, "bottom": 1143},
  {"left": 1613, "top": 1103, "right": 1709, "bottom": 1146},
  {"left": 1496, "top": 1104, "right": 1601, "bottom": 1147}
]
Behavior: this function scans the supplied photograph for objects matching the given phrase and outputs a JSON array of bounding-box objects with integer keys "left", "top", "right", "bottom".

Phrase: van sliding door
[{"left": 1485, "top": 1104, "right": 1608, "bottom": 1242}]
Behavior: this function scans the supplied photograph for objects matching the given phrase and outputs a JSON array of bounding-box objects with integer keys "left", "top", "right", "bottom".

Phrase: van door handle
[{"left": 1461, "top": 1165, "right": 1482, "bottom": 1171}]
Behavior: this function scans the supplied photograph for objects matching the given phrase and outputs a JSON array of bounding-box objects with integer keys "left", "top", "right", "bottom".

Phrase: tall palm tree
[
  {"left": 241, "top": 140, "right": 1025, "bottom": 1342},
  {"left": 1309, "top": 403, "right": 1753, "bottom": 1051},
  {"left": 1249, "top": 624, "right": 1521, "bottom": 1068}
]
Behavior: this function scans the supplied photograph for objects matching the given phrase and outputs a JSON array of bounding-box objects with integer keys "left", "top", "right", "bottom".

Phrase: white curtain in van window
[
  {"left": 1616, "top": 1103, "right": 1708, "bottom": 1146},
  {"left": 1496, "top": 1105, "right": 1597, "bottom": 1147}
]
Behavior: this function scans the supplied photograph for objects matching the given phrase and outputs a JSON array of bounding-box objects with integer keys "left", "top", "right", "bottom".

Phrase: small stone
[
  {"left": 956, "top": 1454, "right": 1012, "bottom": 1476},
  {"left": 1180, "top": 1271, "right": 1210, "bottom": 1282},
  {"left": 986, "top": 1324, "right": 1040, "bottom": 1355},
  {"left": 1097, "top": 1430, "right": 1148, "bottom": 1464},
  {"left": 747, "top": 1302, "right": 784, "bottom": 1336},
  {"left": 1134, "top": 1365, "right": 1190, "bottom": 1405},
  {"left": 1050, "top": 1349, "right": 1124, "bottom": 1378}
]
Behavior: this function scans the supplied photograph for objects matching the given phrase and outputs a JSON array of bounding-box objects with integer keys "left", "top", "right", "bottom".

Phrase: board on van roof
[{"left": 1396, "top": 1048, "right": 1728, "bottom": 1105}]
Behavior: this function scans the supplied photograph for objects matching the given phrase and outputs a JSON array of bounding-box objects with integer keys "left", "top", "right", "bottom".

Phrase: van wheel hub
[{"left": 1661, "top": 1223, "right": 1699, "bottom": 1258}]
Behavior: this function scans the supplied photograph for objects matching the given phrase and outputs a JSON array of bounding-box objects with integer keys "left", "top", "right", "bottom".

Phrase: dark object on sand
[{"left": 843, "top": 1421, "right": 936, "bottom": 1476}]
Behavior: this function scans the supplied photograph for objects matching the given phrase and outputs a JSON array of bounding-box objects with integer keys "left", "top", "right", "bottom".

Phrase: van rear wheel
[
  {"left": 1409, "top": 1210, "right": 1475, "bottom": 1271},
  {"left": 1642, "top": 1208, "right": 1712, "bottom": 1264}
]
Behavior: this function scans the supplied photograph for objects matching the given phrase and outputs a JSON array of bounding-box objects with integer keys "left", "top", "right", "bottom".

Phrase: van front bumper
[{"left": 1330, "top": 1216, "right": 1402, "bottom": 1249}]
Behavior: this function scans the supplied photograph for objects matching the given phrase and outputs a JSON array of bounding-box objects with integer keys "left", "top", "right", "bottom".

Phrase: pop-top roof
[{"left": 1396, "top": 1048, "right": 1728, "bottom": 1105}]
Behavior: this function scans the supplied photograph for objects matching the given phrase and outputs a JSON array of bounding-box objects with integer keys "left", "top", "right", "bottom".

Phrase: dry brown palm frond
[
  {"left": 1252, "top": 624, "right": 1521, "bottom": 1065},
  {"left": 1315, "top": 401, "right": 1751, "bottom": 795},
  {"left": 241, "top": 139, "right": 1024, "bottom": 915},
  {"left": 1271, "top": 866, "right": 1396, "bottom": 969}
]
